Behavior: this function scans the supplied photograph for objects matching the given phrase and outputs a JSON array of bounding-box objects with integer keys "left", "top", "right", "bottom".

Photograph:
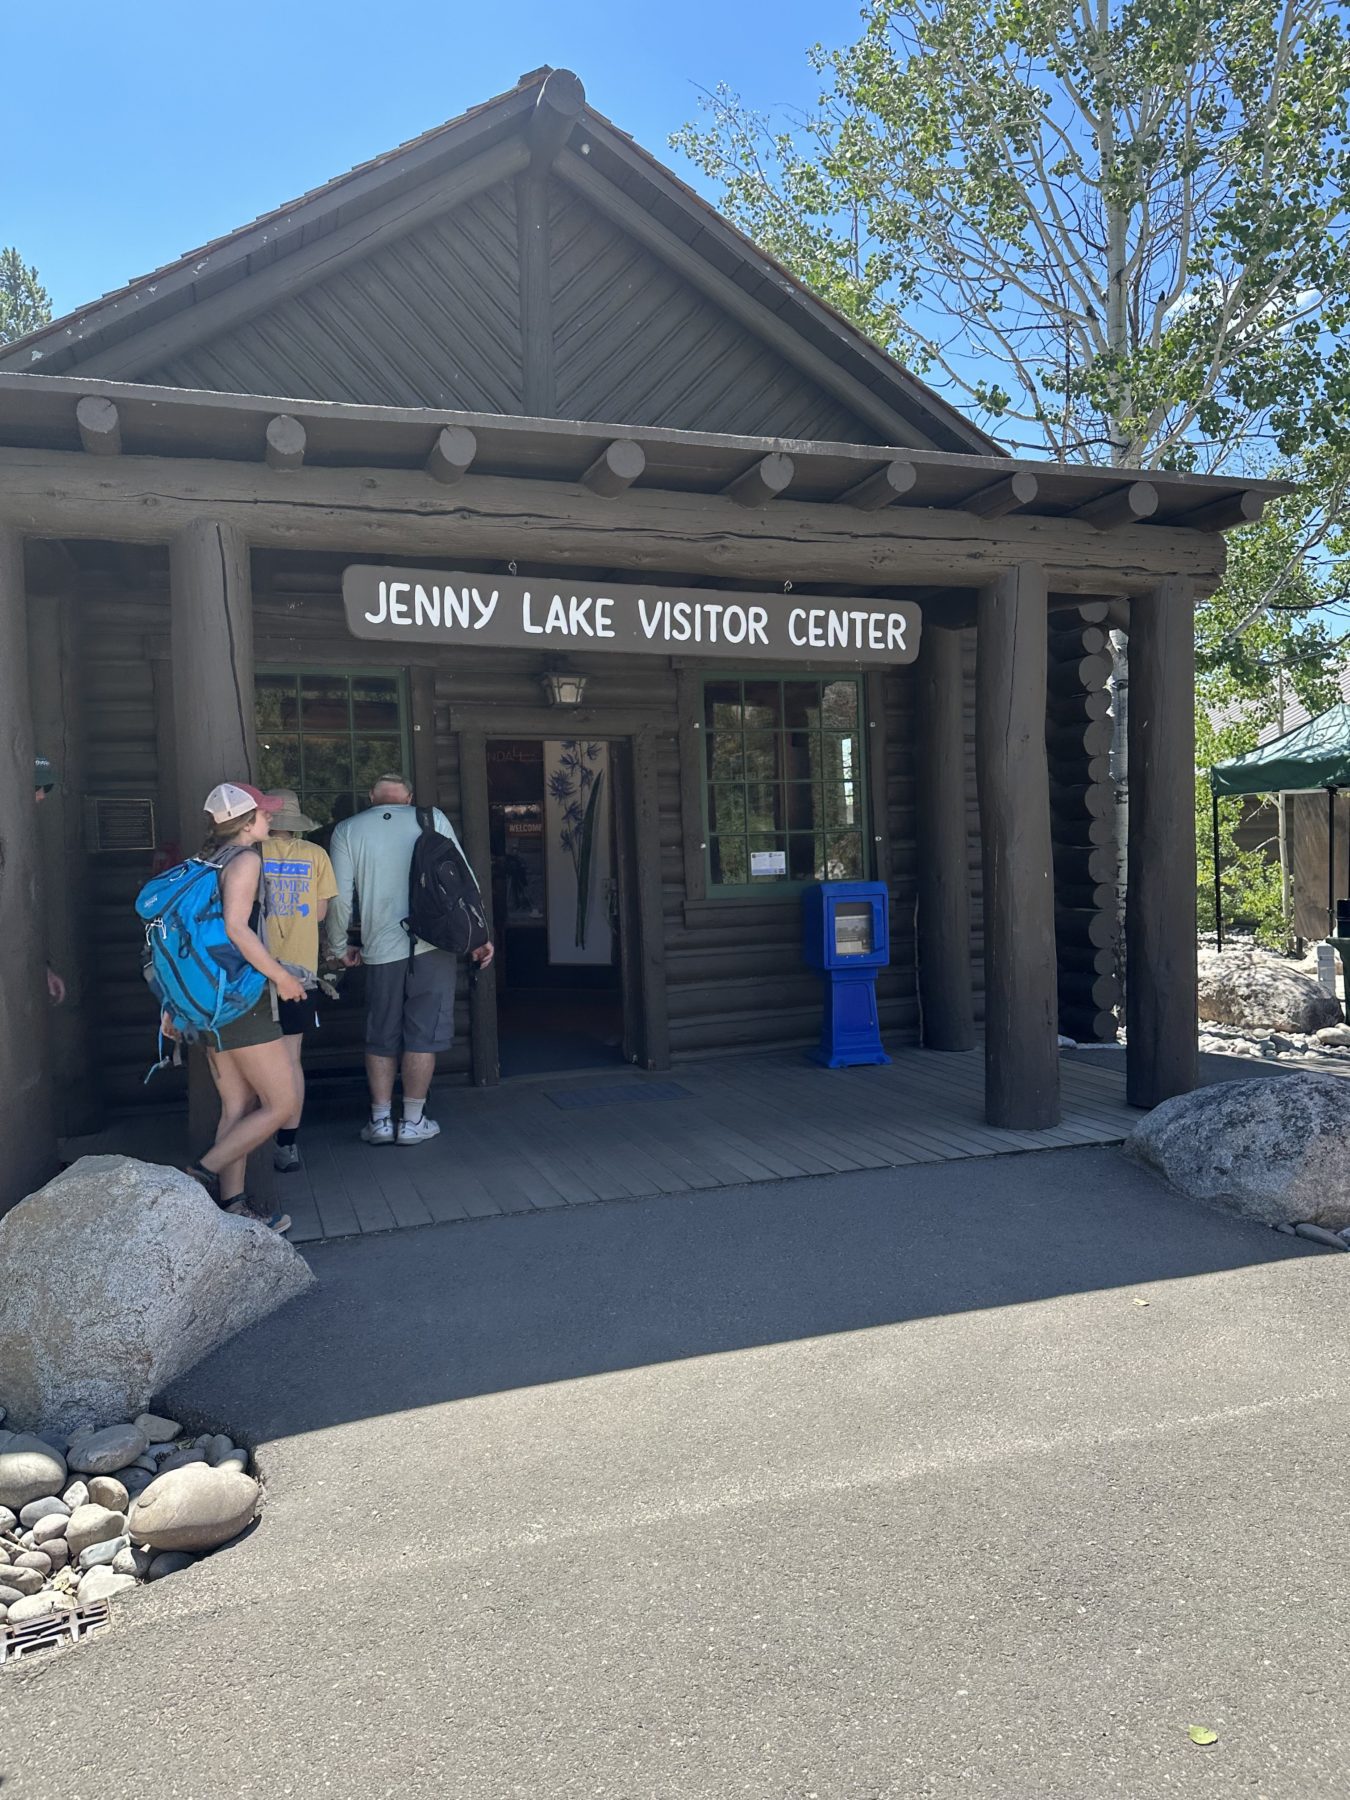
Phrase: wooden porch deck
[{"left": 64, "top": 1047, "right": 1142, "bottom": 1246}]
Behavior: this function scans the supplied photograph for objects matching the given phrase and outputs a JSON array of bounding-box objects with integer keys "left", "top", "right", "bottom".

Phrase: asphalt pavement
[{"left": 2, "top": 1144, "right": 1348, "bottom": 1798}]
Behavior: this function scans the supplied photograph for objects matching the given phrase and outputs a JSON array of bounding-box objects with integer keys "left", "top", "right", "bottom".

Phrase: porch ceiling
[{"left": 0, "top": 371, "right": 1288, "bottom": 532}]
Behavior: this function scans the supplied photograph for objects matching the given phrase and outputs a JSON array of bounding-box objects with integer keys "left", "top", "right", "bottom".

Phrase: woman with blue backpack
[{"left": 145, "top": 783, "right": 307, "bottom": 1233}]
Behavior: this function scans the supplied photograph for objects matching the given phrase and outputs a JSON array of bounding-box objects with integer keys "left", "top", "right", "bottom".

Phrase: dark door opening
[{"left": 487, "top": 737, "right": 625, "bottom": 1078}]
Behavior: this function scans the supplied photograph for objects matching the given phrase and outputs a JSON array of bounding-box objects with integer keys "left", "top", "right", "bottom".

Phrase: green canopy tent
[{"left": 1209, "top": 701, "right": 1350, "bottom": 950}]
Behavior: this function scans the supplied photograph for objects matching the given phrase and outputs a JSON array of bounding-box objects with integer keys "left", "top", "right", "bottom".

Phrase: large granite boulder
[
  {"left": 1197, "top": 947, "right": 1341, "bottom": 1034},
  {"left": 1126, "top": 1072, "right": 1350, "bottom": 1229},
  {"left": 0, "top": 1156, "right": 315, "bottom": 1435}
]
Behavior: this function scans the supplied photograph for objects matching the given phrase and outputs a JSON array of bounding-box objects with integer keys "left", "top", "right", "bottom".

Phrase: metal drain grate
[
  {"left": 546, "top": 1081, "right": 691, "bottom": 1111},
  {"left": 1, "top": 1600, "right": 110, "bottom": 1663}
]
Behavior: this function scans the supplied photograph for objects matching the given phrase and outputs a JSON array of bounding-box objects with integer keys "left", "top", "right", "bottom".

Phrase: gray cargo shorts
[{"left": 364, "top": 949, "right": 457, "bottom": 1057}]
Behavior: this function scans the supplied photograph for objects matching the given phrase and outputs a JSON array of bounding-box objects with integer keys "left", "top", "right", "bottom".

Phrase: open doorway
[{"left": 487, "top": 738, "right": 625, "bottom": 1078}]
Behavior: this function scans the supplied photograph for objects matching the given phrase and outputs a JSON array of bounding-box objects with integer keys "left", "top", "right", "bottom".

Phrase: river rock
[
  {"left": 0, "top": 1155, "right": 315, "bottom": 1434},
  {"left": 0, "top": 1433, "right": 67, "bottom": 1510},
  {"left": 14, "top": 1551, "right": 52, "bottom": 1575},
  {"left": 0, "top": 1505, "right": 15, "bottom": 1533},
  {"left": 146, "top": 1551, "right": 197, "bottom": 1581},
  {"left": 0, "top": 1583, "right": 26, "bottom": 1606},
  {"left": 134, "top": 1413, "right": 181, "bottom": 1442},
  {"left": 112, "top": 1543, "right": 151, "bottom": 1577},
  {"left": 79, "top": 1533, "right": 130, "bottom": 1570},
  {"left": 60, "top": 1480, "right": 88, "bottom": 1510},
  {"left": 2, "top": 1566, "right": 43, "bottom": 1596},
  {"left": 64, "top": 1503, "right": 127, "bottom": 1558},
  {"left": 67, "top": 1423, "right": 148, "bottom": 1475},
  {"left": 1126, "top": 1072, "right": 1350, "bottom": 1228},
  {"left": 45, "top": 1538, "right": 69, "bottom": 1572},
  {"left": 77, "top": 1567, "right": 136, "bottom": 1605},
  {"left": 32, "top": 1511, "right": 69, "bottom": 1545},
  {"left": 87, "top": 1476, "right": 129, "bottom": 1513},
  {"left": 18, "top": 1496, "right": 69, "bottom": 1529},
  {"left": 8, "top": 1591, "right": 74, "bottom": 1623},
  {"left": 1198, "top": 947, "right": 1342, "bottom": 1034},
  {"left": 128, "top": 1464, "right": 260, "bottom": 1553}
]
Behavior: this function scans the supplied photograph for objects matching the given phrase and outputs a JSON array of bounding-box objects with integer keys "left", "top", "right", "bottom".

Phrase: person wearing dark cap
[{"left": 33, "top": 755, "right": 64, "bottom": 1004}]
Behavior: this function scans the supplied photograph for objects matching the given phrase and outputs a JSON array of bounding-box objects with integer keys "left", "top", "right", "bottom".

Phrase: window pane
[
  {"left": 823, "top": 832, "right": 864, "bottom": 880},
  {"left": 710, "top": 836, "right": 748, "bottom": 885},
  {"left": 705, "top": 682, "right": 744, "bottom": 781},
  {"left": 783, "top": 731, "right": 815, "bottom": 783},
  {"left": 258, "top": 738, "right": 301, "bottom": 791},
  {"left": 821, "top": 681, "right": 859, "bottom": 730},
  {"left": 303, "top": 735, "right": 351, "bottom": 797},
  {"left": 256, "top": 674, "right": 297, "bottom": 732},
  {"left": 743, "top": 730, "right": 778, "bottom": 782},
  {"left": 709, "top": 784, "right": 747, "bottom": 834},
  {"left": 822, "top": 779, "right": 858, "bottom": 828},
  {"left": 351, "top": 676, "right": 401, "bottom": 732},
  {"left": 741, "top": 681, "right": 782, "bottom": 730},
  {"left": 300, "top": 674, "right": 350, "bottom": 734},
  {"left": 744, "top": 783, "right": 779, "bottom": 833},
  {"left": 785, "top": 783, "right": 818, "bottom": 832},
  {"left": 788, "top": 834, "right": 819, "bottom": 880},
  {"left": 783, "top": 681, "right": 822, "bottom": 730},
  {"left": 302, "top": 793, "right": 338, "bottom": 830}
]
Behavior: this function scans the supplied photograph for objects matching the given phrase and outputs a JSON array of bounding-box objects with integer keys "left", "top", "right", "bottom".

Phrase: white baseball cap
[{"left": 203, "top": 781, "right": 282, "bottom": 823}]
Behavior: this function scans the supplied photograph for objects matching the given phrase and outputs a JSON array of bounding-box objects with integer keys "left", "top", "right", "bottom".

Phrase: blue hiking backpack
[{"left": 135, "top": 850, "right": 266, "bottom": 1061}]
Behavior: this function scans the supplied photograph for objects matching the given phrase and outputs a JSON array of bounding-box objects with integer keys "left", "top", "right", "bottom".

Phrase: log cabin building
[{"left": 0, "top": 68, "right": 1278, "bottom": 1206}]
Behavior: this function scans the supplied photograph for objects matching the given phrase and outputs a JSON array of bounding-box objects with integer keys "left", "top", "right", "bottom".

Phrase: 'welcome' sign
[{"left": 342, "top": 567, "right": 921, "bottom": 666}]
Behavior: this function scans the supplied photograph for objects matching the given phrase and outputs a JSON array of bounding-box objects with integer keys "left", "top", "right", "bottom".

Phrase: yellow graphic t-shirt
[{"left": 263, "top": 836, "right": 338, "bottom": 973}]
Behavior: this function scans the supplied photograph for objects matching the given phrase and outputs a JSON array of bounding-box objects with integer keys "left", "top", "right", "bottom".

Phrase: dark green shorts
[{"left": 211, "top": 991, "right": 282, "bottom": 1053}]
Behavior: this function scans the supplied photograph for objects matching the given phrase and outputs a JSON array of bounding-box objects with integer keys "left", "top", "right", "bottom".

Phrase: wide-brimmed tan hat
[{"left": 267, "top": 788, "right": 319, "bottom": 834}]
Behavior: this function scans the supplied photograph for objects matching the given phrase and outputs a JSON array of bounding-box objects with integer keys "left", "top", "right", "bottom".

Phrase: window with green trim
[
  {"left": 255, "top": 670, "right": 409, "bottom": 831},
  {"left": 703, "top": 675, "right": 868, "bottom": 891}
]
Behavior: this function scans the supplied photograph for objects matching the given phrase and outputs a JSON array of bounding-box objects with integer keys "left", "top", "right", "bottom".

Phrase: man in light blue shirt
[{"left": 327, "top": 774, "right": 493, "bottom": 1146}]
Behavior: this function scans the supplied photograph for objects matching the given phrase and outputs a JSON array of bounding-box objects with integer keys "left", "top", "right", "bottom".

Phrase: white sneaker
[
  {"left": 360, "top": 1116, "right": 395, "bottom": 1146},
  {"left": 397, "top": 1115, "right": 441, "bottom": 1146}
]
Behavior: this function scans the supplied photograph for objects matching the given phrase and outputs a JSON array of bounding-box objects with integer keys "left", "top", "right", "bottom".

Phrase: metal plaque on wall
[{"left": 343, "top": 567, "right": 920, "bottom": 666}]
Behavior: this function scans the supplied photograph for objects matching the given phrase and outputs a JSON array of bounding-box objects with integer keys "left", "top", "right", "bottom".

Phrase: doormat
[{"left": 546, "top": 1081, "right": 691, "bottom": 1110}]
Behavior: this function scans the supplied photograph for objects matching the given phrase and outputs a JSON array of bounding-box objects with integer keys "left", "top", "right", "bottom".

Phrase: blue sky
[{"left": 6, "top": 0, "right": 862, "bottom": 319}]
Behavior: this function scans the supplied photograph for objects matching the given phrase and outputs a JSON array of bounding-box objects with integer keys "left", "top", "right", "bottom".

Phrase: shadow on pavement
[{"left": 161, "top": 1143, "right": 1317, "bottom": 1444}]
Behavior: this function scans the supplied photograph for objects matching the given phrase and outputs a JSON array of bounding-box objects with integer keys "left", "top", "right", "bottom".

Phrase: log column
[
  {"left": 976, "top": 563, "right": 1060, "bottom": 1127},
  {"left": 0, "top": 526, "right": 58, "bottom": 1206},
  {"left": 1126, "top": 576, "right": 1198, "bottom": 1107},
  {"left": 169, "top": 519, "right": 258, "bottom": 1143},
  {"left": 915, "top": 623, "right": 975, "bottom": 1049}
]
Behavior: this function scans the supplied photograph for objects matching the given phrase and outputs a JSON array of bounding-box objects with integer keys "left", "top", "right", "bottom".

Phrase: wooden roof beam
[
  {"left": 76, "top": 395, "right": 120, "bottom": 455},
  {"left": 581, "top": 438, "right": 645, "bottom": 498},
  {"left": 425, "top": 425, "right": 478, "bottom": 485},
  {"left": 1170, "top": 489, "right": 1266, "bottom": 532},
  {"left": 962, "top": 470, "right": 1038, "bottom": 518},
  {"left": 264, "top": 414, "right": 306, "bottom": 471},
  {"left": 1072, "top": 480, "right": 1158, "bottom": 531},
  {"left": 723, "top": 452, "right": 794, "bottom": 507},
  {"left": 528, "top": 69, "right": 585, "bottom": 171},
  {"left": 838, "top": 459, "right": 918, "bottom": 511}
]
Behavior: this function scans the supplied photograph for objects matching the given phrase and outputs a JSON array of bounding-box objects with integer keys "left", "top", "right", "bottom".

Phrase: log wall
[{"left": 1047, "top": 603, "right": 1120, "bottom": 1042}]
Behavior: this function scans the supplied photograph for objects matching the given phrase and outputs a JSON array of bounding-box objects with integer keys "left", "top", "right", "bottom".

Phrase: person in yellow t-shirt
[{"left": 262, "top": 791, "right": 338, "bottom": 1175}]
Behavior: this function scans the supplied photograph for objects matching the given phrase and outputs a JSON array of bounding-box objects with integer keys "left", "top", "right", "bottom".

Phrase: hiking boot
[
  {"left": 225, "top": 1197, "right": 292, "bottom": 1234},
  {"left": 360, "top": 1115, "right": 395, "bottom": 1146},
  {"left": 273, "top": 1142, "right": 302, "bottom": 1174},
  {"left": 397, "top": 1115, "right": 441, "bottom": 1146}
]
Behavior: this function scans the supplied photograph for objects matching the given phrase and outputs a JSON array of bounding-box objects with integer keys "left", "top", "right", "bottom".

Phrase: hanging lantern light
[{"left": 539, "top": 668, "right": 588, "bottom": 707}]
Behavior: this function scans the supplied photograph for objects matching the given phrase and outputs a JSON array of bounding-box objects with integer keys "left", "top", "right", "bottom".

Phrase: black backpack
[{"left": 405, "top": 807, "right": 490, "bottom": 961}]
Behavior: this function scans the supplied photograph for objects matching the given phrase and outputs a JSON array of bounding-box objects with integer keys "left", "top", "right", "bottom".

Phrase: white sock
[
  {"left": 371, "top": 1104, "right": 392, "bottom": 1124},
  {"left": 403, "top": 1097, "right": 426, "bottom": 1124}
]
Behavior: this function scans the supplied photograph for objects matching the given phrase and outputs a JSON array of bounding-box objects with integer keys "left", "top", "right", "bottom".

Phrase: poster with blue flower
[{"left": 543, "top": 739, "right": 613, "bottom": 965}]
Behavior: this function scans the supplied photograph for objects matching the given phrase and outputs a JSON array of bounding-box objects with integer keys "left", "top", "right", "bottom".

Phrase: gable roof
[{"left": 0, "top": 68, "right": 998, "bottom": 457}]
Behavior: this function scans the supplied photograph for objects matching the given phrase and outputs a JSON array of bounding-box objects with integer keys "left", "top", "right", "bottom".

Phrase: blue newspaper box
[{"left": 801, "top": 881, "right": 891, "bottom": 1068}]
